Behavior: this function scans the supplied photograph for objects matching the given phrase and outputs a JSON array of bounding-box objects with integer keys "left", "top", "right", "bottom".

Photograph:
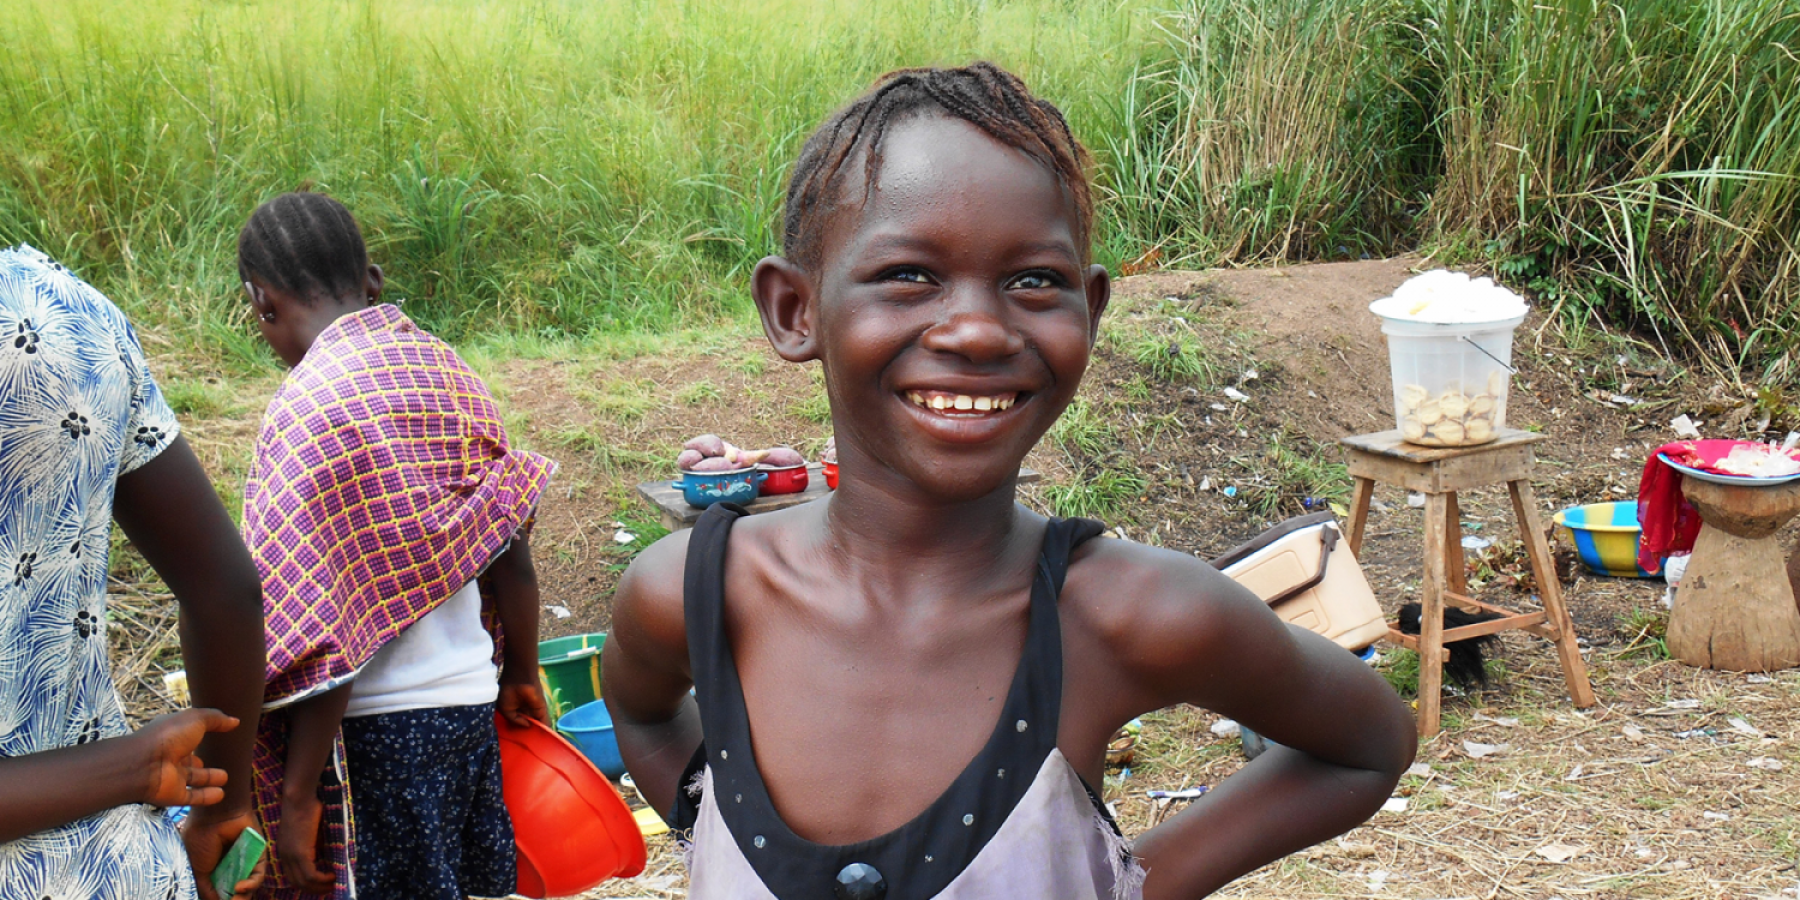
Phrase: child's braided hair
[
  {"left": 783, "top": 61, "right": 1095, "bottom": 267},
  {"left": 238, "top": 192, "right": 369, "bottom": 303}
]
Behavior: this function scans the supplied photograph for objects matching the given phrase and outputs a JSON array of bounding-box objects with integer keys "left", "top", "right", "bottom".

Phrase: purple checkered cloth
[{"left": 245, "top": 304, "right": 553, "bottom": 898}]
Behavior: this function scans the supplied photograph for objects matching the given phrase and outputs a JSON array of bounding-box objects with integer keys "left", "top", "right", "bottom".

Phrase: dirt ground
[{"left": 120, "top": 257, "right": 1800, "bottom": 898}]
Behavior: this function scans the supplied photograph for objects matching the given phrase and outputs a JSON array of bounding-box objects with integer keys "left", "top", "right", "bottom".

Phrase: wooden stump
[{"left": 1666, "top": 477, "right": 1800, "bottom": 671}]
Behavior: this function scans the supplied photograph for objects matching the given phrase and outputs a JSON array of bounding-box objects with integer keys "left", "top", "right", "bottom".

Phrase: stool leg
[
  {"left": 1445, "top": 491, "right": 1470, "bottom": 604},
  {"left": 1417, "top": 491, "right": 1450, "bottom": 737},
  {"left": 1347, "top": 476, "right": 1375, "bottom": 557},
  {"left": 1509, "top": 480, "right": 1597, "bottom": 708}
]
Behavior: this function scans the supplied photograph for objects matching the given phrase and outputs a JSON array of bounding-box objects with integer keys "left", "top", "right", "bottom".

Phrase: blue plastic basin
[{"left": 555, "top": 700, "right": 626, "bottom": 780}]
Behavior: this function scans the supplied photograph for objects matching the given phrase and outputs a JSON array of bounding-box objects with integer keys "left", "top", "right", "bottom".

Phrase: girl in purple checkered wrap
[{"left": 237, "top": 192, "right": 557, "bottom": 900}]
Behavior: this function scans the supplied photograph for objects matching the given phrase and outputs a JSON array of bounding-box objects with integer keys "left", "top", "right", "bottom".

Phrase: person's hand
[
  {"left": 277, "top": 792, "right": 335, "bottom": 895},
  {"left": 183, "top": 808, "right": 268, "bottom": 900},
  {"left": 499, "top": 679, "right": 551, "bottom": 727},
  {"left": 131, "top": 709, "right": 238, "bottom": 808}
]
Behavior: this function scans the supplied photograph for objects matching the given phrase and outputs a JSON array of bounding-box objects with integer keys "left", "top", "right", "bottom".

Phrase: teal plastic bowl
[
  {"left": 556, "top": 700, "right": 626, "bottom": 780},
  {"left": 1552, "top": 501, "right": 1658, "bottom": 578}
]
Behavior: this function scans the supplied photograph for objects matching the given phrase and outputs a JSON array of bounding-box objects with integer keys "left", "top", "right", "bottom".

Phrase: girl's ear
[
  {"left": 1083, "top": 263, "right": 1112, "bottom": 348},
  {"left": 752, "top": 255, "right": 819, "bottom": 362},
  {"left": 245, "top": 279, "right": 276, "bottom": 321},
  {"left": 365, "top": 264, "right": 385, "bottom": 303}
]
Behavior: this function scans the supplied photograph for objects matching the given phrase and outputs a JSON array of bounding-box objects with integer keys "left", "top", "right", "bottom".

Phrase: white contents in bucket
[
  {"left": 1370, "top": 269, "right": 1529, "bottom": 325},
  {"left": 1370, "top": 270, "right": 1529, "bottom": 447}
]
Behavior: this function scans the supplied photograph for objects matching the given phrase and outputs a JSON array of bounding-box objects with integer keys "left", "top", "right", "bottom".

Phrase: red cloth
[{"left": 1636, "top": 439, "right": 1800, "bottom": 572}]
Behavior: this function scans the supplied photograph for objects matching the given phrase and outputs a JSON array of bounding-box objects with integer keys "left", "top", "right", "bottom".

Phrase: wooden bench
[{"left": 636, "top": 465, "right": 1040, "bottom": 532}]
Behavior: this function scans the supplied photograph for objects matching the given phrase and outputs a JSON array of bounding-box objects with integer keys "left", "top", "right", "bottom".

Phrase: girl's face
[{"left": 774, "top": 114, "right": 1110, "bottom": 502}]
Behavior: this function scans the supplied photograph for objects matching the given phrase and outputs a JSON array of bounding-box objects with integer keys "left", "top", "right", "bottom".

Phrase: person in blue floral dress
[{"left": 0, "top": 245, "right": 268, "bottom": 899}]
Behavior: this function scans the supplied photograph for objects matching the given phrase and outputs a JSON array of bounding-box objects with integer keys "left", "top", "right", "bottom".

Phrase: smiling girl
[{"left": 603, "top": 63, "right": 1415, "bottom": 899}]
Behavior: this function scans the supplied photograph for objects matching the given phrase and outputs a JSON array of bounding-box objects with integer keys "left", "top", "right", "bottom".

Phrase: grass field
[
  {"left": 0, "top": 0, "right": 1158, "bottom": 370},
  {"left": 2, "top": 0, "right": 1797, "bottom": 378}
]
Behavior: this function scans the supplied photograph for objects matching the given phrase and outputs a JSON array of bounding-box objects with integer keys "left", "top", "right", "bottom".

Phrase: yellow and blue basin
[{"left": 1552, "top": 501, "right": 1658, "bottom": 578}]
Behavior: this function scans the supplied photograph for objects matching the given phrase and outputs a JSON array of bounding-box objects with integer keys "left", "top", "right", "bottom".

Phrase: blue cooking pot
[{"left": 677, "top": 467, "right": 765, "bottom": 508}]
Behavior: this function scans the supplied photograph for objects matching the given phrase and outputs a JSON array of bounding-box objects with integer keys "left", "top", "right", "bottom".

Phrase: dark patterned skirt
[{"left": 341, "top": 702, "right": 516, "bottom": 900}]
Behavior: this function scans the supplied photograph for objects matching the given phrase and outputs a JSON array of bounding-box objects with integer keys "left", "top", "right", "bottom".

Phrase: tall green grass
[
  {"left": 3, "top": 0, "right": 1798, "bottom": 377},
  {"left": 1125, "top": 0, "right": 1800, "bottom": 378},
  {"left": 1100, "top": 0, "right": 1436, "bottom": 266},
  {"left": 0, "top": 0, "right": 1156, "bottom": 366},
  {"left": 1423, "top": 0, "right": 1800, "bottom": 375}
]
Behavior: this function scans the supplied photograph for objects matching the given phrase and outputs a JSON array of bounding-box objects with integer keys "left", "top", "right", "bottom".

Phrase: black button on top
[{"left": 835, "top": 862, "right": 886, "bottom": 900}]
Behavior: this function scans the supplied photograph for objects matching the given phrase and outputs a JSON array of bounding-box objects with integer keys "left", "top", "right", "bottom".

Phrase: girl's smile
[
  {"left": 899, "top": 387, "right": 1030, "bottom": 446},
  {"left": 905, "top": 390, "right": 1019, "bottom": 413}
]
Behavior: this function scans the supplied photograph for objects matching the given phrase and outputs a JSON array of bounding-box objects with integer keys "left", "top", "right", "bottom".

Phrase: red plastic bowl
[
  {"left": 822, "top": 461, "right": 839, "bottom": 490},
  {"left": 495, "top": 713, "right": 646, "bottom": 897},
  {"left": 758, "top": 463, "right": 809, "bottom": 494}
]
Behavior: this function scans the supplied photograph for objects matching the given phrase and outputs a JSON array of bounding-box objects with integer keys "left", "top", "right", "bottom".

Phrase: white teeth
[{"left": 908, "top": 392, "right": 1018, "bottom": 411}]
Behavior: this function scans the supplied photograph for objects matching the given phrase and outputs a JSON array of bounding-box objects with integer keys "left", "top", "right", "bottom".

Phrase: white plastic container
[{"left": 1371, "top": 298, "right": 1525, "bottom": 448}]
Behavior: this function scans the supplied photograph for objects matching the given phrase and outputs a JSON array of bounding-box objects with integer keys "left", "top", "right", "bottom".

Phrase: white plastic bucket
[{"left": 1375, "top": 313, "right": 1524, "bottom": 447}]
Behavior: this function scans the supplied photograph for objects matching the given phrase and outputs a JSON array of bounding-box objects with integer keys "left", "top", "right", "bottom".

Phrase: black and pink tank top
[{"left": 670, "top": 504, "right": 1145, "bottom": 900}]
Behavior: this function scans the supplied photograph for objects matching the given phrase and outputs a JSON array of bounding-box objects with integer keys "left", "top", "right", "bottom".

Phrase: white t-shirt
[{"left": 344, "top": 579, "right": 500, "bottom": 718}]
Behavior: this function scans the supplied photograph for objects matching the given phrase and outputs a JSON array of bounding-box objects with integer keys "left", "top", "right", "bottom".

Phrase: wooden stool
[
  {"left": 1341, "top": 429, "right": 1596, "bottom": 737},
  {"left": 1666, "top": 476, "right": 1800, "bottom": 671}
]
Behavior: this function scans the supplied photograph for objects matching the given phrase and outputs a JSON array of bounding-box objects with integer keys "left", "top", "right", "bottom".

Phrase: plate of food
[{"left": 1659, "top": 449, "right": 1800, "bottom": 486}]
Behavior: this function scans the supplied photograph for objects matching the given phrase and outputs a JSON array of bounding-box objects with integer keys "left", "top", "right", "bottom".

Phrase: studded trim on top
[{"left": 675, "top": 504, "right": 1105, "bottom": 900}]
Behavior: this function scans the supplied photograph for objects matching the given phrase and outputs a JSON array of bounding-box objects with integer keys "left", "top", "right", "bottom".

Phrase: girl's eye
[
  {"left": 1008, "top": 270, "right": 1064, "bottom": 291},
  {"left": 880, "top": 267, "right": 933, "bottom": 284}
]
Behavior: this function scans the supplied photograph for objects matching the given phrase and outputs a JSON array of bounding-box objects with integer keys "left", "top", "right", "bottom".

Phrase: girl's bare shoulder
[{"left": 612, "top": 527, "right": 697, "bottom": 658}]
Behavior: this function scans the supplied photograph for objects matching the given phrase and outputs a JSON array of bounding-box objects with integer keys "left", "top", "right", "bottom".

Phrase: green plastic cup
[{"left": 537, "top": 633, "right": 605, "bottom": 725}]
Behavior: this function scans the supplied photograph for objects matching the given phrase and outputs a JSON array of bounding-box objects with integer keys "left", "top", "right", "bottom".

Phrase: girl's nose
[{"left": 919, "top": 291, "right": 1025, "bottom": 362}]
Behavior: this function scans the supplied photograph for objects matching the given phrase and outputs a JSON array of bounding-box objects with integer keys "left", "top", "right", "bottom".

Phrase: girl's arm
[
  {"left": 112, "top": 436, "right": 268, "bottom": 899},
  {"left": 602, "top": 532, "right": 704, "bottom": 818},
  {"left": 1129, "top": 630, "right": 1413, "bottom": 895},
  {"left": 0, "top": 707, "right": 237, "bottom": 843},
  {"left": 489, "top": 535, "right": 549, "bottom": 726},
  {"left": 1069, "top": 544, "right": 1416, "bottom": 898},
  {"left": 278, "top": 684, "right": 352, "bottom": 894}
]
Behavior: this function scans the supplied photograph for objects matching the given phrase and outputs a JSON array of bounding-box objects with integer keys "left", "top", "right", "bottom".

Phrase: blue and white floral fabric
[{"left": 0, "top": 245, "right": 192, "bottom": 899}]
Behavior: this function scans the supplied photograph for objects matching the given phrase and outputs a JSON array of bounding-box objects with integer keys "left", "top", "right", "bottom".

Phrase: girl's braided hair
[
  {"left": 238, "top": 192, "right": 369, "bottom": 303},
  {"left": 782, "top": 61, "right": 1095, "bottom": 267}
]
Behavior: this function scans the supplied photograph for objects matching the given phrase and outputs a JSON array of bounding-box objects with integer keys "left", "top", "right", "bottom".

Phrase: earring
[{"left": 260, "top": 312, "right": 275, "bottom": 323}]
